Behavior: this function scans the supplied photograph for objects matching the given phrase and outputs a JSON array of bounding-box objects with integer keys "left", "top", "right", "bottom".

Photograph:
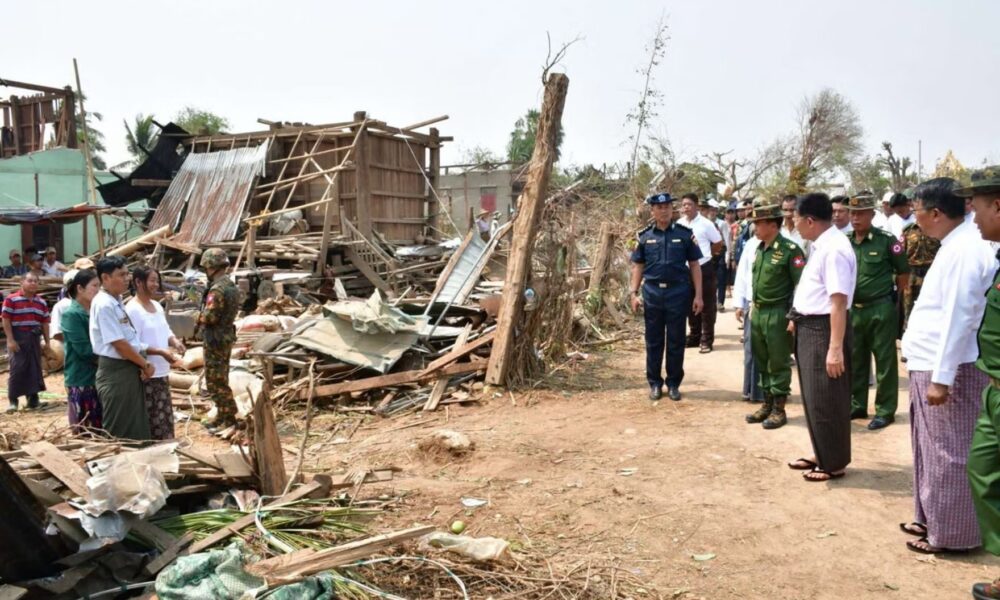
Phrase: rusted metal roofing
[{"left": 149, "top": 142, "right": 269, "bottom": 244}]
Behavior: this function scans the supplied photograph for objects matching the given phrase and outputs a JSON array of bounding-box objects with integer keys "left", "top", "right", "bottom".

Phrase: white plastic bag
[{"left": 418, "top": 532, "right": 509, "bottom": 561}]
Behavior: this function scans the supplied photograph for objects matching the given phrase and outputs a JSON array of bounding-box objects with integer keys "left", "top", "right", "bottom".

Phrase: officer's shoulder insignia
[
  {"left": 890, "top": 240, "right": 903, "bottom": 255},
  {"left": 792, "top": 256, "right": 806, "bottom": 268}
]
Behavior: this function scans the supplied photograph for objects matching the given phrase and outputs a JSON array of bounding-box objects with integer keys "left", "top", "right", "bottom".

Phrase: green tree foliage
[
  {"left": 460, "top": 145, "right": 503, "bottom": 166},
  {"left": 848, "top": 155, "right": 891, "bottom": 197},
  {"left": 124, "top": 113, "right": 159, "bottom": 161},
  {"left": 506, "top": 109, "right": 563, "bottom": 164},
  {"left": 176, "top": 106, "right": 230, "bottom": 135},
  {"left": 75, "top": 99, "right": 107, "bottom": 170},
  {"left": 674, "top": 162, "right": 724, "bottom": 199}
]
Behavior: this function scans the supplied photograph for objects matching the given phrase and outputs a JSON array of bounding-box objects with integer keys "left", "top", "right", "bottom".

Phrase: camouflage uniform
[
  {"left": 198, "top": 249, "right": 239, "bottom": 426},
  {"left": 901, "top": 222, "right": 940, "bottom": 330}
]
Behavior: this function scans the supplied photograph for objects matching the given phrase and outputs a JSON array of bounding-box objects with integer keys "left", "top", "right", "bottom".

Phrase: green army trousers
[
  {"left": 969, "top": 384, "right": 1000, "bottom": 555},
  {"left": 850, "top": 300, "right": 898, "bottom": 418},
  {"left": 750, "top": 305, "right": 793, "bottom": 397}
]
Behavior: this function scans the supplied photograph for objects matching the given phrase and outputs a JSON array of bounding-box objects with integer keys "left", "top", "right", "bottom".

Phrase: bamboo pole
[
  {"left": 73, "top": 58, "right": 106, "bottom": 255},
  {"left": 485, "top": 73, "right": 570, "bottom": 386}
]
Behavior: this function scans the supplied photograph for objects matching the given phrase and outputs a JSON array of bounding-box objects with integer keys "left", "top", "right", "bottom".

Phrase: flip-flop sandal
[
  {"left": 899, "top": 522, "right": 928, "bottom": 537},
  {"left": 905, "top": 537, "right": 970, "bottom": 555},
  {"left": 787, "top": 458, "right": 817, "bottom": 470},
  {"left": 803, "top": 468, "right": 845, "bottom": 482}
]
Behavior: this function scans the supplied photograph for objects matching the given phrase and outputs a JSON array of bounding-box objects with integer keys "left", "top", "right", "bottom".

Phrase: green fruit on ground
[{"left": 451, "top": 520, "right": 466, "bottom": 534}]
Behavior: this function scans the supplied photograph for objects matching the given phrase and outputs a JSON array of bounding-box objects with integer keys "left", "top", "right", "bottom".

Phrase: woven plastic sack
[
  {"left": 154, "top": 541, "right": 264, "bottom": 600},
  {"left": 266, "top": 573, "right": 338, "bottom": 600}
]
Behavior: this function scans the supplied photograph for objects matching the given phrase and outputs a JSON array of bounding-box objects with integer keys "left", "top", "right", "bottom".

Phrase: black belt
[
  {"left": 787, "top": 308, "right": 830, "bottom": 323},
  {"left": 852, "top": 295, "right": 893, "bottom": 309},
  {"left": 753, "top": 300, "right": 790, "bottom": 309}
]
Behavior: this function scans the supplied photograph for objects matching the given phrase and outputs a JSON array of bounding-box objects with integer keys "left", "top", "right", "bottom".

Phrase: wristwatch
[{"left": 631, "top": 289, "right": 640, "bottom": 297}]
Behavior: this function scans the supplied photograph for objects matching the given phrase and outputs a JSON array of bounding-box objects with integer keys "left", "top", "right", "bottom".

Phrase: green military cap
[
  {"left": 847, "top": 192, "right": 877, "bottom": 211},
  {"left": 954, "top": 165, "right": 1000, "bottom": 197},
  {"left": 750, "top": 199, "right": 782, "bottom": 221}
]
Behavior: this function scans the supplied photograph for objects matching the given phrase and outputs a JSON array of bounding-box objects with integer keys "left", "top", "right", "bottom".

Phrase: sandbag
[{"left": 179, "top": 347, "right": 204, "bottom": 370}]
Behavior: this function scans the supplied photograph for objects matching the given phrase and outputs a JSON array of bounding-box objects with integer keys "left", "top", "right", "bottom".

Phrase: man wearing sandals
[
  {"left": 899, "top": 178, "right": 996, "bottom": 555},
  {"left": 958, "top": 167, "right": 1000, "bottom": 599},
  {"left": 786, "top": 193, "right": 856, "bottom": 482},
  {"left": 740, "top": 200, "right": 805, "bottom": 430}
]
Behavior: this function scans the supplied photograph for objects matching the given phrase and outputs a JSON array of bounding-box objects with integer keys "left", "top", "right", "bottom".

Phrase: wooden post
[
  {"left": 252, "top": 388, "right": 288, "bottom": 496},
  {"left": 316, "top": 139, "right": 340, "bottom": 276},
  {"left": 352, "top": 111, "right": 372, "bottom": 237},
  {"left": 427, "top": 127, "right": 441, "bottom": 237},
  {"left": 246, "top": 222, "right": 257, "bottom": 268},
  {"left": 73, "top": 58, "right": 106, "bottom": 255},
  {"left": 63, "top": 86, "right": 78, "bottom": 149},
  {"left": 587, "top": 222, "right": 616, "bottom": 310},
  {"left": 485, "top": 73, "right": 569, "bottom": 386},
  {"left": 0, "top": 456, "right": 66, "bottom": 581}
]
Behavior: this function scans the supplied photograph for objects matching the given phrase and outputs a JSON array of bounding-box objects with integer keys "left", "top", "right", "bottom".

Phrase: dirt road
[{"left": 2, "top": 311, "right": 996, "bottom": 599}]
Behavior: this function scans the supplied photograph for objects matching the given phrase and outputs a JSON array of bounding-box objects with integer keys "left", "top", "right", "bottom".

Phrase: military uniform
[
  {"left": 957, "top": 167, "right": 1000, "bottom": 600},
  {"left": 847, "top": 194, "right": 910, "bottom": 427},
  {"left": 744, "top": 201, "right": 806, "bottom": 429},
  {"left": 631, "top": 193, "right": 702, "bottom": 399},
  {"left": 902, "top": 221, "right": 940, "bottom": 329},
  {"left": 198, "top": 249, "right": 239, "bottom": 426}
]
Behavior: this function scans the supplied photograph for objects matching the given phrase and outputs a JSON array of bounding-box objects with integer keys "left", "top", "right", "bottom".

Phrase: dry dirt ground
[{"left": 3, "top": 311, "right": 999, "bottom": 599}]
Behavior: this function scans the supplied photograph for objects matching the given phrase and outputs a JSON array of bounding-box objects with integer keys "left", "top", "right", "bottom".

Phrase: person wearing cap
[
  {"left": 846, "top": 193, "right": 910, "bottom": 430},
  {"left": 630, "top": 192, "right": 703, "bottom": 401},
  {"left": 198, "top": 247, "right": 240, "bottom": 432},
  {"left": 26, "top": 253, "right": 45, "bottom": 279},
  {"left": 740, "top": 200, "right": 806, "bottom": 429},
  {"left": 718, "top": 203, "right": 737, "bottom": 310},
  {"left": 2, "top": 249, "right": 27, "bottom": 278},
  {"left": 958, "top": 166, "right": 1000, "bottom": 599},
  {"left": 887, "top": 193, "right": 915, "bottom": 240},
  {"left": 873, "top": 192, "right": 892, "bottom": 232},
  {"left": 786, "top": 192, "right": 857, "bottom": 482},
  {"left": 900, "top": 178, "right": 996, "bottom": 554},
  {"left": 41, "top": 246, "right": 68, "bottom": 277},
  {"left": 679, "top": 193, "right": 723, "bottom": 353}
]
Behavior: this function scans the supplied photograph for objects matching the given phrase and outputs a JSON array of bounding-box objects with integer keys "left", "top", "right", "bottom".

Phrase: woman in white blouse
[{"left": 126, "top": 266, "right": 185, "bottom": 440}]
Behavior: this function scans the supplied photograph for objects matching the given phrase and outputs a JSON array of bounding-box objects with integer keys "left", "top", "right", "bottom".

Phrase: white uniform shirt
[
  {"left": 887, "top": 213, "right": 915, "bottom": 240},
  {"left": 90, "top": 289, "right": 148, "bottom": 359},
  {"left": 42, "top": 260, "right": 66, "bottom": 277},
  {"left": 678, "top": 214, "right": 722, "bottom": 266},
  {"left": 872, "top": 211, "right": 891, "bottom": 232},
  {"left": 732, "top": 236, "right": 762, "bottom": 310},
  {"left": 49, "top": 297, "right": 72, "bottom": 338},
  {"left": 837, "top": 223, "right": 853, "bottom": 235},
  {"left": 792, "top": 225, "right": 857, "bottom": 315},
  {"left": 901, "top": 220, "right": 997, "bottom": 386}
]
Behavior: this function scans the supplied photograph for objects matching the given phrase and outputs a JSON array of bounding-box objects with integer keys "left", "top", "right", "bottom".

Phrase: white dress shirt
[
  {"left": 679, "top": 214, "right": 722, "bottom": 266},
  {"left": 49, "top": 297, "right": 72, "bottom": 338},
  {"left": 837, "top": 223, "right": 853, "bottom": 234},
  {"left": 872, "top": 211, "right": 891, "bottom": 233},
  {"left": 792, "top": 225, "right": 857, "bottom": 315},
  {"left": 887, "top": 213, "right": 915, "bottom": 240},
  {"left": 732, "top": 236, "right": 762, "bottom": 310},
  {"left": 126, "top": 299, "right": 175, "bottom": 378},
  {"left": 90, "top": 289, "right": 148, "bottom": 359},
  {"left": 901, "top": 220, "right": 997, "bottom": 386}
]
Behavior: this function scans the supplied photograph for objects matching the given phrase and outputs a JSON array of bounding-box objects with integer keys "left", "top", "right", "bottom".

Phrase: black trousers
[{"left": 687, "top": 261, "right": 718, "bottom": 347}]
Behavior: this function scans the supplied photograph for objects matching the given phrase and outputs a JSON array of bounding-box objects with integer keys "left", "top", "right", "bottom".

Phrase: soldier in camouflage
[
  {"left": 901, "top": 220, "right": 941, "bottom": 330},
  {"left": 198, "top": 248, "right": 239, "bottom": 430}
]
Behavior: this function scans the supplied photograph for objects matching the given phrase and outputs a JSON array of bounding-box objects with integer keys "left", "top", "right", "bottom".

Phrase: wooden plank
[
  {"left": 145, "top": 532, "right": 195, "bottom": 576},
  {"left": 130, "top": 518, "right": 179, "bottom": 552},
  {"left": 22, "top": 441, "right": 90, "bottom": 498},
  {"left": 215, "top": 453, "right": 254, "bottom": 479},
  {"left": 297, "top": 361, "right": 484, "bottom": 400},
  {"left": 420, "top": 330, "right": 495, "bottom": 377},
  {"left": 0, "top": 585, "right": 28, "bottom": 600},
  {"left": 344, "top": 246, "right": 391, "bottom": 293},
  {"left": 130, "top": 178, "right": 173, "bottom": 187},
  {"left": 252, "top": 389, "right": 288, "bottom": 496},
  {"left": 487, "top": 73, "right": 569, "bottom": 386},
  {"left": 187, "top": 477, "right": 331, "bottom": 554},
  {"left": 423, "top": 324, "right": 470, "bottom": 412},
  {"left": 353, "top": 111, "right": 373, "bottom": 236}
]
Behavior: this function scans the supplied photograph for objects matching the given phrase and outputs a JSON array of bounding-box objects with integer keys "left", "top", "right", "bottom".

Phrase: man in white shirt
[
  {"left": 872, "top": 192, "right": 892, "bottom": 232},
  {"left": 900, "top": 178, "right": 996, "bottom": 554},
  {"left": 678, "top": 193, "right": 723, "bottom": 353},
  {"left": 49, "top": 269, "right": 78, "bottom": 342},
  {"left": 831, "top": 196, "right": 853, "bottom": 234},
  {"left": 786, "top": 193, "right": 857, "bottom": 482},
  {"left": 779, "top": 194, "right": 807, "bottom": 251},
  {"left": 887, "top": 194, "right": 916, "bottom": 240},
  {"left": 41, "top": 246, "right": 68, "bottom": 277}
]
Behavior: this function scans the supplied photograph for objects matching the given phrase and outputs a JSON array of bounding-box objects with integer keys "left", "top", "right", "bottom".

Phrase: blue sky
[{"left": 6, "top": 0, "right": 998, "bottom": 173}]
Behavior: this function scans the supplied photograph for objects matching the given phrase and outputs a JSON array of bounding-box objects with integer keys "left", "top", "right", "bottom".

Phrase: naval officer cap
[{"left": 645, "top": 192, "right": 672, "bottom": 205}]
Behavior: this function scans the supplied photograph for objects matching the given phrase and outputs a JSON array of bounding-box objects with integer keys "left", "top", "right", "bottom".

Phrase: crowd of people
[
  {"left": 631, "top": 167, "right": 1000, "bottom": 599},
  {"left": 1, "top": 247, "right": 242, "bottom": 440}
]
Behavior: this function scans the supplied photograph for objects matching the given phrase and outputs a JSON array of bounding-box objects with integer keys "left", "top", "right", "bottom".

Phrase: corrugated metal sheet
[
  {"left": 430, "top": 222, "right": 512, "bottom": 307},
  {"left": 149, "top": 142, "right": 269, "bottom": 244}
]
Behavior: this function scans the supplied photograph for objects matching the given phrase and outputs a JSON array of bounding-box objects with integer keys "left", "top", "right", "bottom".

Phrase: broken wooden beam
[
  {"left": 420, "top": 330, "right": 494, "bottom": 378},
  {"left": 486, "top": 73, "right": 569, "bottom": 386},
  {"left": 252, "top": 389, "right": 288, "bottom": 496},
  {"left": 296, "top": 361, "right": 484, "bottom": 400},
  {"left": 21, "top": 441, "right": 90, "bottom": 499}
]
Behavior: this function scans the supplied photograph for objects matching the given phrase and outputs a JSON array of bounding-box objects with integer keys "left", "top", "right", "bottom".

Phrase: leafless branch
[{"left": 542, "top": 32, "right": 584, "bottom": 84}]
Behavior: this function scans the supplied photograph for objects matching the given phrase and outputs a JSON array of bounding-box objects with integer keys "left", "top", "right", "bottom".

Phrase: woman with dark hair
[
  {"left": 61, "top": 269, "right": 102, "bottom": 432},
  {"left": 126, "top": 266, "right": 185, "bottom": 439}
]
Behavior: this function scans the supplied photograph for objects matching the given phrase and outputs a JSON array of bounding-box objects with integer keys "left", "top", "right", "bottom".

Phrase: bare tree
[
  {"left": 878, "top": 141, "right": 915, "bottom": 191},
  {"left": 626, "top": 14, "right": 670, "bottom": 172},
  {"left": 707, "top": 138, "right": 792, "bottom": 199},
  {"left": 787, "top": 88, "right": 864, "bottom": 193}
]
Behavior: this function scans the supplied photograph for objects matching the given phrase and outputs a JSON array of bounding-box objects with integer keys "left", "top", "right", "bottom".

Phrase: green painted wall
[{"left": 0, "top": 148, "right": 144, "bottom": 261}]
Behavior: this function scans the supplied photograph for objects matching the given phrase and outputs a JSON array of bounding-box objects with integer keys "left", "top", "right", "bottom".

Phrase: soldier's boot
[
  {"left": 762, "top": 396, "right": 788, "bottom": 429},
  {"left": 746, "top": 394, "right": 773, "bottom": 423}
]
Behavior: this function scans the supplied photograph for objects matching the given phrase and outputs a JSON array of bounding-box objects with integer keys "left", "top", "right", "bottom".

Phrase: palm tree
[{"left": 124, "top": 113, "right": 159, "bottom": 162}]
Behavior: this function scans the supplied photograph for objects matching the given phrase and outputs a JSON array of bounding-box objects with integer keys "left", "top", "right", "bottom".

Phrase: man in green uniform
[
  {"left": 847, "top": 193, "right": 910, "bottom": 430},
  {"left": 959, "top": 167, "right": 1000, "bottom": 600},
  {"left": 739, "top": 200, "right": 806, "bottom": 429},
  {"left": 198, "top": 248, "right": 240, "bottom": 432}
]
